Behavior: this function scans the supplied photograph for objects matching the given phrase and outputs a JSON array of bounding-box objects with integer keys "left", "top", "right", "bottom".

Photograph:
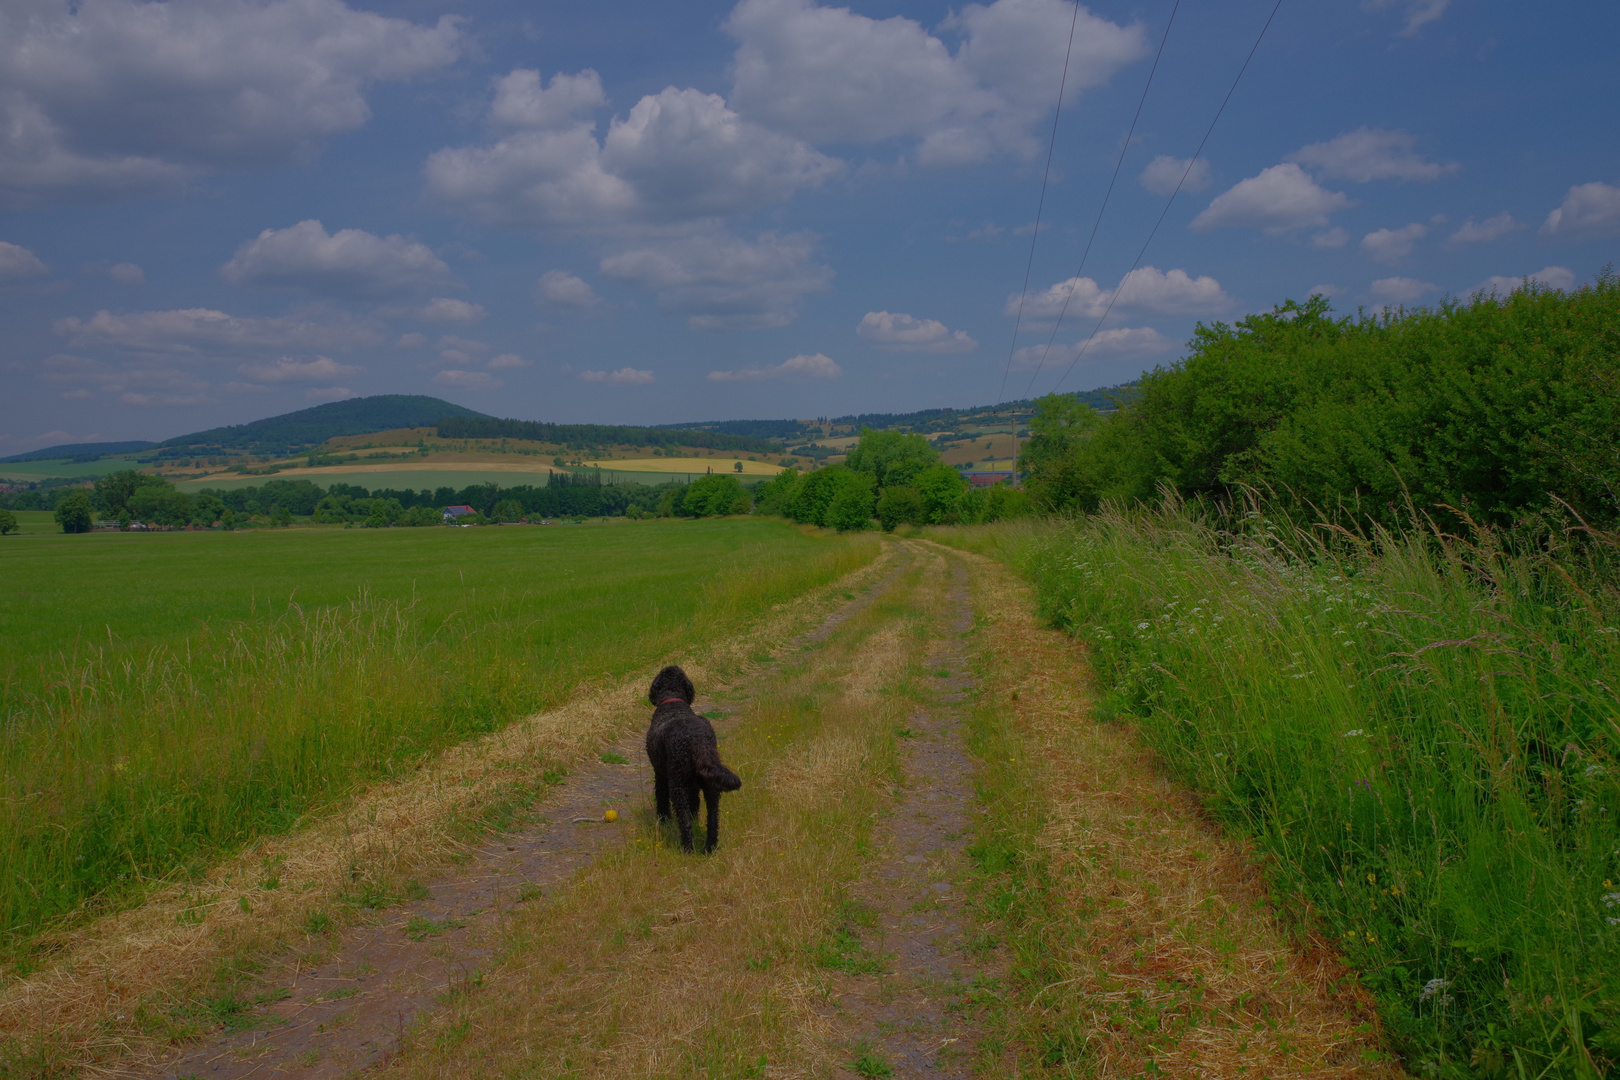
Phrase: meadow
[
  {"left": 0, "top": 518, "right": 878, "bottom": 958},
  {"left": 932, "top": 506, "right": 1620, "bottom": 1077}
]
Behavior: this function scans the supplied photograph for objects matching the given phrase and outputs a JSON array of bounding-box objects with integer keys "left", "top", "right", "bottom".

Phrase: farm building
[
  {"left": 442, "top": 504, "right": 476, "bottom": 522},
  {"left": 964, "top": 471, "right": 1014, "bottom": 488}
]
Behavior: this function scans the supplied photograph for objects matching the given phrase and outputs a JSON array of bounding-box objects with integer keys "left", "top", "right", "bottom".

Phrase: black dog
[{"left": 645, "top": 665, "right": 741, "bottom": 853}]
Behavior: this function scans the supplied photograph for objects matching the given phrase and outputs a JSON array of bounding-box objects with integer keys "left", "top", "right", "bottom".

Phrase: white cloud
[
  {"left": 40, "top": 352, "right": 215, "bottom": 405},
  {"left": 0, "top": 0, "right": 460, "bottom": 206},
  {"left": 108, "top": 262, "right": 144, "bottom": 286},
  {"left": 305, "top": 386, "right": 357, "bottom": 402},
  {"left": 1450, "top": 213, "right": 1520, "bottom": 244},
  {"left": 237, "top": 356, "right": 361, "bottom": 383},
  {"left": 489, "top": 68, "right": 607, "bottom": 131},
  {"left": 536, "top": 270, "right": 600, "bottom": 308},
  {"left": 1138, "top": 155, "right": 1210, "bottom": 196},
  {"left": 395, "top": 332, "right": 427, "bottom": 348},
  {"left": 426, "top": 82, "right": 840, "bottom": 230},
  {"left": 1541, "top": 182, "right": 1620, "bottom": 238},
  {"left": 856, "top": 311, "right": 977, "bottom": 352},
  {"left": 1191, "top": 164, "right": 1352, "bottom": 233},
  {"left": 579, "top": 367, "right": 655, "bottom": 385},
  {"left": 487, "top": 353, "right": 528, "bottom": 370},
  {"left": 725, "top": 0, "right": 1144, "bottom": 165},
  {"left": 1009, "top": 326, "right": 1171, "bottom": 369},
  {"left": 600, "top": 230, "right": 832, "bottom": 330},
  {"left": 708, "top": 352, "right": 842, "bottom": 382},
  {"left": 1307, "top": 284, "right": 1340, "bottom": 298},
  {"left": 437, "top": 334, "right": 488, "bottom": 365},
  {"left": 0, "top": 240, "right": 49, "bottom": 282},
  {"left": 1474, "top": 266, "right": 1576, "bottom": 296},
  {"left": 1288, "top": 128, "right": 1457, "bottom": 183},
  {"left": 1312, "top": 227, "right": 1350, "bottom": 250},
  {"left": 433, "top": 369, "right": 503, "bottom": 391},
  {"left": 56, "top": 307, "right": 381, "bottom": 357},
  {"left": 1365, "top": 0, "right": 1450, "bottom": 37},
  {"left": 1361, "top": 222, "right": 1427, "bottom": 264},
  {"left": 1007, "top": 266, "right": 1230, "bottom": 321},
  {"left": 417, "top": 297, "right": 485, "bottom": 322},
  {"left": 221, "top": 220, "right": 451, "bottom": 297},
  {"left": 1369, "top": 276, "right": 1438, "bottom": 304}
]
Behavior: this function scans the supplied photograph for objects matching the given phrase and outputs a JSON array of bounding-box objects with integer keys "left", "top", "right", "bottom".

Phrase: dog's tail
[{"left": 697, "top": 756, "right": 742, "bottom": 792}]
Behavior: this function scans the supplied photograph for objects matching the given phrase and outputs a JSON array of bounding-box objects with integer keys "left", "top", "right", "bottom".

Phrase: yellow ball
[{"left": 604, "top": 809, "right": 618, "bottom": 822}]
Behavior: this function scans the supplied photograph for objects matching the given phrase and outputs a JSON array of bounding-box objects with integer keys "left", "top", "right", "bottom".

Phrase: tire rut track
[{"left": 826, "top": 547, "right": 994, "bottom": 1078}]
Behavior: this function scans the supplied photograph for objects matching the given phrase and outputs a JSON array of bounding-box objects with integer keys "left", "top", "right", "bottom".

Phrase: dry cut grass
[
  {"left": 944, "top": 543, "right": 1401, "bottom": 1078},
  {"left": 0, "top": 543, "right": 898, "bottom": 1078},
  {"left": 379, "top": 552, "right": 933, "bottom": 1079}
]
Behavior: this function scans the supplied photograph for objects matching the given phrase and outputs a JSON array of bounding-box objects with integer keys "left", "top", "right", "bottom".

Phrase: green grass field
[
  {"left": 0, "top": 457, "right": 149, "bottom": 482},
  {"left": 0, "top": 519, "right": 878, "bottom": 954},
  {"left": 2, "top": 510, "right": 58, "bottom": 535}
]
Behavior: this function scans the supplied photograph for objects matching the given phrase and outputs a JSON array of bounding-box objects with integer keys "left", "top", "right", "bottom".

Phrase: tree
[
  {"left": 846, "top": 428, "right": 938, "bottom": 488},
  {"left": 875, "top": 485, "right": 924, "bottom": 531},
  {"left": 491, "top": 498, "right": 523, "bottom": 522},
  {"left": 0, "top": 508, "right": 17, "bottom": 535},
  {"left": 55, "top": 491, "right": 94, "bottom": 533},
  {"left": 682, "top": 474, "right": 751, "bottom": 517},
  {"left": 752, "top": 468, "right": 802, "bottom": 516},
  {"left": 95, "top": 470, "right": 172, "bottom": 517},
  {"left": 402, "top": 505, "right": 441, "bottom": 527},
  {"left": 127, "top": 487, "right": 194, "bottom": 527},
  {"left": 733, "top": 460, "right": 744, "bottom": 473}
]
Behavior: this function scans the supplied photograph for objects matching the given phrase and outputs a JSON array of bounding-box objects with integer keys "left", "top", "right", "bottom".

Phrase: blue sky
[{"left": 1, "top": 0, "right": 1616, "bottom": 448}]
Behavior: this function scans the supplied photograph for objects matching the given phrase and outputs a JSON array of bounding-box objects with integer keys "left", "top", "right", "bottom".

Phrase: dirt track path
[
  {"left": 821, "top": 550, "right": 992, "bottom": 1077},
  {"left": 93, "top": 538, "right": 1394, "bottom": 1079},
  {"left": 137, "top": 555, "right": 916, "bottom": 1080}
]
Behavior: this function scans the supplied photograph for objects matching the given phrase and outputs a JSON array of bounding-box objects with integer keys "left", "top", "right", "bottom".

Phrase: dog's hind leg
[
  {"left": 703, "top": 787, "right": 720, "bottom": 853},
  {"left": 654, "top": 767, "right": 671, "bottom": 821},
  {"left": 673, "top": 780, "right": 697, "bottom": 853}
]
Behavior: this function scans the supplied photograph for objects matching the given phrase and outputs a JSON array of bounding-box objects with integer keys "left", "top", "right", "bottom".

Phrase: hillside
[
  {"left": 661, "top": 384, "right": 1138, "bottom": 443},
  {"left": 154, "top": 395, "right": 490, "bottom": 458},
  {"left": 0, "top": 440, "right": 158, "bottom": 465}
]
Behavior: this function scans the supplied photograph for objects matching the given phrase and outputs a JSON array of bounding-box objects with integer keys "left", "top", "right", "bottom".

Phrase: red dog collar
[{"left": 658, "top": 696, "right": 686, "bottom": 706}]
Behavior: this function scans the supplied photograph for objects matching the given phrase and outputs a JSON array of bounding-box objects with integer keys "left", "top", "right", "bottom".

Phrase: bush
[
  {"left": 875, "top": 485, "right": 924, "bottom": 531},
  {"left": 54, "top": 490, "right": 94, "bottom": 533},
  {"left": 827, "top": 477, "right": 876, "bottom": 532}
]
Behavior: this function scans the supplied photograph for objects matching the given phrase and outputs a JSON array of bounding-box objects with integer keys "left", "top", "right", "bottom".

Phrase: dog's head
[{"left": 648, "top": 664, "right": 695, "bottom": 707}]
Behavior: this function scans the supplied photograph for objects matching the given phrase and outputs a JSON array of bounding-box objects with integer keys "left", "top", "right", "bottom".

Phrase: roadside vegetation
[
  {"left": 938, "top": 277, "right": 1620, "bottom": 1077},
  {"left": 0, "top": 519, "right": 877, "bottom": 959}
]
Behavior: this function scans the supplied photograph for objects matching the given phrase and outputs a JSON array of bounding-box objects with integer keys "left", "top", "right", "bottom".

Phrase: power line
[
  {"left": 993, "top": 0, "right": 1083, "bottom": 407},
  {"left": 1045, "top": 0, "right": 1287, "bottom": 396},
  {"left": 1015, "top": 0, "right": 1184, "bottom": 400}
]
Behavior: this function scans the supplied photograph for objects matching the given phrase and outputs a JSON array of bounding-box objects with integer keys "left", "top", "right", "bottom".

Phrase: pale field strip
[
  {"left": 176, "top": 455, "right": 788, "bottom": 486},
  {"left": 383, "top": 550, "right": 928, "bottom": 1079},
  {"left": 943, "top": 542, "right": 1400, "bottom": 1078},
  {"left": 0, "top": 543, "right": 899, "bottom": 1076}
]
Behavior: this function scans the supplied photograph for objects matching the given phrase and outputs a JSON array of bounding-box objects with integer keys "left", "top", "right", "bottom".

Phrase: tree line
[{"left": 1020, "top": 271, "right": 1620, "bottom": 530}]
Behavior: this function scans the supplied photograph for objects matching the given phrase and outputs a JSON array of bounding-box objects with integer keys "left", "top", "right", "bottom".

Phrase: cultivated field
[{"left": 0, "top": 519, "right": 879, "bottom": 956}]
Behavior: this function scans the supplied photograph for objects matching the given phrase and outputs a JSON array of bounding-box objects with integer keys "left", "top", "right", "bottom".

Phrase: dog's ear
[{"left": 648, "top": 664, "right": 695, "bottom": 705}]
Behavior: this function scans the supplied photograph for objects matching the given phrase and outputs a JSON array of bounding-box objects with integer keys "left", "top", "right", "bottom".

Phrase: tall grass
[
  {"left": 0, "top": 521, "right": 877, "bottom": 956},
  {"left": 938, "top": 505, "right": 1620, "bottom": 1078}
]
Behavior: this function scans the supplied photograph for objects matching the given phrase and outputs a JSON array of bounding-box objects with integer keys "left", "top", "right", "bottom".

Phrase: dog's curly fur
[{"left": 645, "top": 665, "right": 741, "bottom": 853}]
